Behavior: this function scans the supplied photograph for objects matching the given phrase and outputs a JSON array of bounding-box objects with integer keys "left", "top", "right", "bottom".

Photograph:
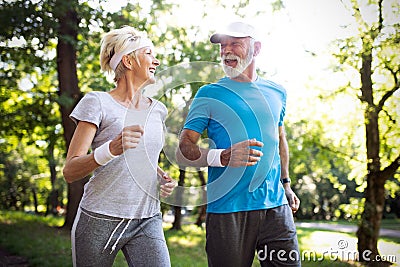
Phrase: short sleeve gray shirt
[{"left": 70, "top": 91, "right": 167, "bottom": 219}]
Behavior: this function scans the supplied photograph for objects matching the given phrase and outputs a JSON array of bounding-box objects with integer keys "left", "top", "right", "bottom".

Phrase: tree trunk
[
  {"left": 356, "top": 43, "right": 380, "bottom": 263},
  {"left": 356, "top": 41, "right": 389, "bottom": 266},
  {"left": 48, "top": 140, "right": 59, "bottom": 215},
  {"left": 32, "top": 187, "right": 38, "bottom": 214},
  {"left": 171, "top": 169, "right": 186, "bottom": 230},
  {"left": 54, "top": 0, "right": 86, "bottom": 230},
  {"left": 195, "top": 170, "right": 206, "bottom": 227}
]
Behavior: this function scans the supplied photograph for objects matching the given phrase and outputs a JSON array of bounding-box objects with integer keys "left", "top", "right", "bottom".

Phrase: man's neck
[
  {"left": 229, "top": 62, "right": 257, "bottom": 82},
  {"left": 230, "top": 73, "right": 257, "bottom": 82}
]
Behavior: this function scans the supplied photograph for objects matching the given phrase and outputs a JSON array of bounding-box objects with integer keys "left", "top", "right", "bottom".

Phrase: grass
[
  {"left": 163, "top": 224, "right": 207, "bottom": 267},
  {"left": 0, "top": 211, "right": 399, "bottom": 267},
  {"left": 0, "top": 211, "right": 70, "bottom": 267}
]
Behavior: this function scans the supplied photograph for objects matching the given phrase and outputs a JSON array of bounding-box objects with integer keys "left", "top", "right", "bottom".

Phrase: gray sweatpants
[
  {"left": 206, "top": 204, "right": 301, "bottom": 267},
  {"left": 71, "top": 208, "right": 170, "bottom": 267}
]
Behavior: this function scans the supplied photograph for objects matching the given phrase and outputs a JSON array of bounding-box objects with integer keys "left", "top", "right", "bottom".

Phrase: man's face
[{"left": 219, "top": 36, "right": 254, "bottom": 78}]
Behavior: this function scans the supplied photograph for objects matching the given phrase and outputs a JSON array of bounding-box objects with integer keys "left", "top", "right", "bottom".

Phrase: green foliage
[
  {"left": 331, "top": 1, "right": 400, "bottom": 154},
  {"left": 339, "top": 198, "right": 365, "bottom": 221},
  {"left": 0, "top": 146, "right": 30, "bottom": 210},
  {"left": 331, "top": 0, "right": 400, "bottom": 207},
  {"left": 0, "top": 137, "right": 53, "bottom": 211},
  {"left": 0, "top": 63, "right": 64, "bottom": 212},
  {"left": 164, "top": 225, "right": 207, "bottom": 266},
  {"left": 287, "top": 119, "right": 363, "bottom": 220}
]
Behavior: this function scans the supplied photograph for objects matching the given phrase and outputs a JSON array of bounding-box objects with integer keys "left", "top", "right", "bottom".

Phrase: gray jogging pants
[
  {"left": 206, "top": 204, "right": 301, "bottom": 267},
  {"left": 71, "top": 208, "right": 170, "bottom": 267}
]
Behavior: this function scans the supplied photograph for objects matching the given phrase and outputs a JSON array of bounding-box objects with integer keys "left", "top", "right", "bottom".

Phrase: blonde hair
[{"left": 100, "top": 26, "right": 146, "bottom": 82}]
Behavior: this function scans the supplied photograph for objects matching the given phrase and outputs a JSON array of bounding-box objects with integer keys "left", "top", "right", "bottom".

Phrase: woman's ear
[{"left": 121, "top": 55, "right": 133, "bottom": 70}]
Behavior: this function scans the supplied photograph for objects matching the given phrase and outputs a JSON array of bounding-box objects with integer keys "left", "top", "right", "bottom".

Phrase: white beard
[{"left": 222, "top": 46, "right": 254, "bottom": 78}]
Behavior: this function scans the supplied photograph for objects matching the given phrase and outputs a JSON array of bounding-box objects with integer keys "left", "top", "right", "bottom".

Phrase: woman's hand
[
  {"left": 158, "top": 171, "right": 177, "bottom": 198},
  {"left": 109, "top": 125, "right": 144, "bottom": 156}
]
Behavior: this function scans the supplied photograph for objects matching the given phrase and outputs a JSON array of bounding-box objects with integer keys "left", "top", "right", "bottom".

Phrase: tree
[
  {"left": 333, "top": 0, "right": 399, "bottom": 263},
  {"left": 53, "top": 0, "right": 87, "bottom": 229},
  {"left": 0, "top": 0, "right": 67, "bottom": 214}
]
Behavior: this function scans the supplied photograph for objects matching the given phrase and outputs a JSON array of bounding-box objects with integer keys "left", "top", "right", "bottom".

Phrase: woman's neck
[{"left": 110, "top": 80, "right": 150, "bottom": 109}]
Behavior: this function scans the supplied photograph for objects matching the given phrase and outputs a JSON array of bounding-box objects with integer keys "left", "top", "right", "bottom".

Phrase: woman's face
[{"left": 132, "top": 46, "right": 160, "bottom": 85}]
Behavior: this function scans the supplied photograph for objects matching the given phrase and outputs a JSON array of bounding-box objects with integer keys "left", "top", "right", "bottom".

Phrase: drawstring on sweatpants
[{"left": 103, "top": 218, "right": 133, "bottom": 254}]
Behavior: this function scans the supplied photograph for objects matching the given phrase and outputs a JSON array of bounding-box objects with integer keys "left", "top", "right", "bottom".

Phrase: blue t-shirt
[{"left": 183, "top": 76, "right": 288, "bottom": 213}]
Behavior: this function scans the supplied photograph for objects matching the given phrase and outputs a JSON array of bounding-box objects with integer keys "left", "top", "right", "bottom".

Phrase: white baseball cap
[{"left": 210, "top": 21, "right": 258, "bottom": 43}]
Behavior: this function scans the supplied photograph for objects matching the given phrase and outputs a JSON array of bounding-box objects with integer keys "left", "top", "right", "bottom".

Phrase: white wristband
[
  {"left": 93, "top": 140, "right": 117, "bottom": 166},
  {"left": 207, "top": 149, "right": 225, "bottom": 167}
]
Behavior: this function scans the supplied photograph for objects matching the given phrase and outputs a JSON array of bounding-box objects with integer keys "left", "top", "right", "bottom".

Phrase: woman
[{"left": 63, "top": 26, "right": 176, "bottom": 267}]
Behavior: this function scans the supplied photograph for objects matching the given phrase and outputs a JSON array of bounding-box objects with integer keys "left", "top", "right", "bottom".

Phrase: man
[{"left": 177, "top": 21, "right": 301, "bottom": 266}]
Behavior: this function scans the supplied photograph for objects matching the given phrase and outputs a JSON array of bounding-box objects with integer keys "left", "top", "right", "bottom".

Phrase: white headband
[{"left": 109, "top": 36, "right": 154, "bottom": 71}]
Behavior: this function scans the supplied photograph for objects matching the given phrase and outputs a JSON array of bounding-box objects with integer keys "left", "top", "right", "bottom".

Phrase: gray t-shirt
[{"left": 70, "top": 91, "right": 167, "bottom": 219}]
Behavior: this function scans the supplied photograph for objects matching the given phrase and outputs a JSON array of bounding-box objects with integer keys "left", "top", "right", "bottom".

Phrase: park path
[
  {"left": 0, "top": 248, "right": 28, "bottom": 267},
  {"left": 296, "top": 222, "right": 400, "bottom": 238}
]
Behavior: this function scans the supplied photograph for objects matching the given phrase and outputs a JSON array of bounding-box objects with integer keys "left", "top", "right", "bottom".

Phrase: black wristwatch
[{"left": 281, "top": 177, "right": 291, "bottom": 184}]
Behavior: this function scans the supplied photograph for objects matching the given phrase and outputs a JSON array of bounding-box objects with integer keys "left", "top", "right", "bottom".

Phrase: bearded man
[{"left": 177, "top": 21, "right": 301, "bottom": 267}]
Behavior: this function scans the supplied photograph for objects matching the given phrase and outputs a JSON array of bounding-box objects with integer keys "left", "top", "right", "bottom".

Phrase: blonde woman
[{"left": 63, "top": 26, "right": 175, "bottom": 267}]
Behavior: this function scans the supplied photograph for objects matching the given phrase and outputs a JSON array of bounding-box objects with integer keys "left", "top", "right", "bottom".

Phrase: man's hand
[
  {"left": 220, "top": 139, "right": 264, "bottom": 167},
  {"left": 284, "top": 184, "right": 300, "bottom": 213}
]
